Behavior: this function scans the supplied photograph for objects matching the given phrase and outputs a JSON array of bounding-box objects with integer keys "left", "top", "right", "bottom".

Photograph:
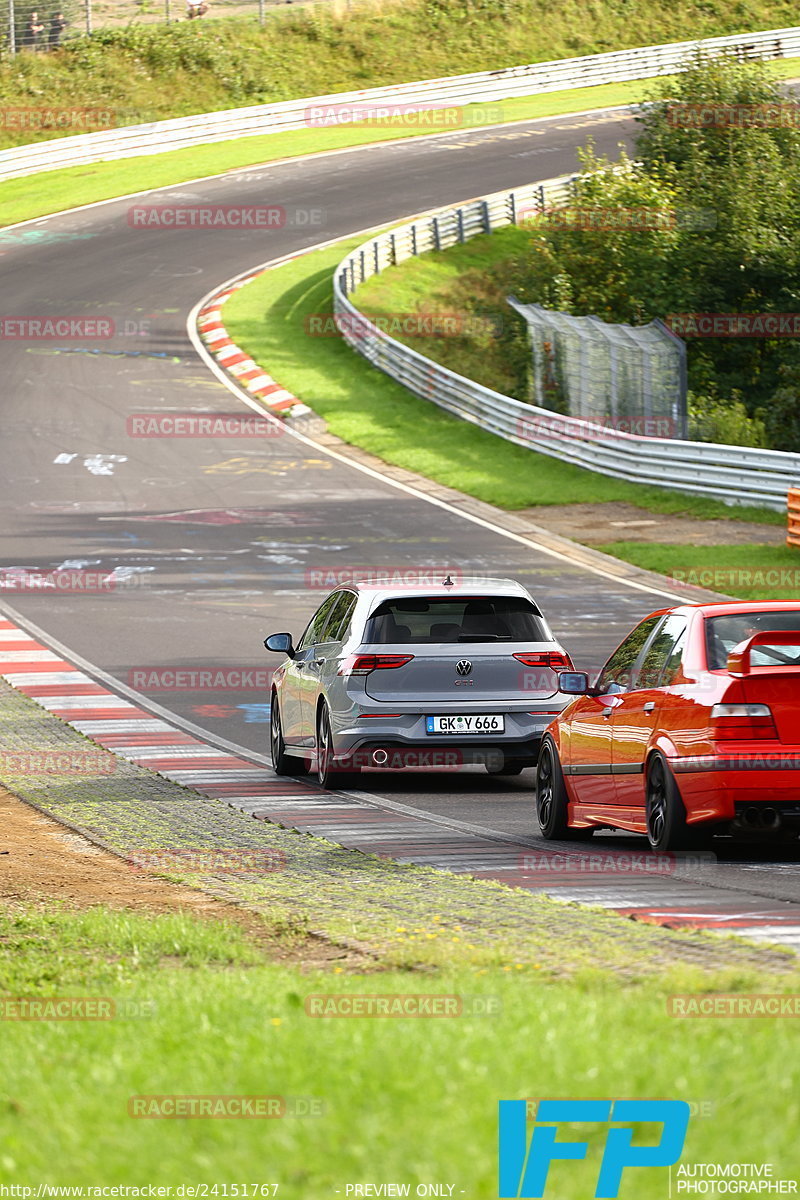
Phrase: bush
[
  {"left": 763, "top": 360, "right": 800, "bottom": 452},
  {"left": 688, "top": 389, "right": 768, "bottom": 447}
]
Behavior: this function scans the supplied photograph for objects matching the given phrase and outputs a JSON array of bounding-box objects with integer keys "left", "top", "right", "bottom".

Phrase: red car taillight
[
  {"left": 513, "top": 652, "right": 574, "bottom": 670},
  {"left": 338, "top": 654, "right": 414, "bottom": 676},
  {"left": 710, "top": 703, "right": 778, "bottom": 740}
]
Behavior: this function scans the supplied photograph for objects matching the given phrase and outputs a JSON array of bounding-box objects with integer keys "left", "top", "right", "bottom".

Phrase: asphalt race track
[{"left": 2, "top": 106, "right": 800, "bottom": 940}]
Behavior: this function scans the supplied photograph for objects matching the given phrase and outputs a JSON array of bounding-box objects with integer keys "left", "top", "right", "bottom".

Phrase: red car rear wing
[{"left": 727, "top": 630, "right": 800, "bottom": 676}]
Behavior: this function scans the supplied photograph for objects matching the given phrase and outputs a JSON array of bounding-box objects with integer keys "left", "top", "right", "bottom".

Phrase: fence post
[
  {"left": 7, "top": 0, "right": 15, "bottom": 53},
  {"left": 482, "top": 200, "right": 491, "bottom": 233},
  {"left": 457, "top": 209, "right": 465, "bottom": 243},
  {"left": 432, "top": 216, "right": 440, "bottom": 251},
  {"left": 654, "top": 317, "right": 688, "bottom": 439},
  {"left": 411, "top": 224, "right": 417, "bottom": 256},
  {"left": 85, "top": 0, "right": 92, "bottom": 35},
  {"left": 259, "top": 0, "right": 265, "bottom": 24},
  {"left": 509, "top": 191, "right": 516, "bottom": 225}
]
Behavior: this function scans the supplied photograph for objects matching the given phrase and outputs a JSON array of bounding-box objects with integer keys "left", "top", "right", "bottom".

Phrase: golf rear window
[
  {"left": 363, "top": 596, "right": 548, "bottom": 644},
  {"left": 706, "top": 611, "right": 800, "bottom": 669}
]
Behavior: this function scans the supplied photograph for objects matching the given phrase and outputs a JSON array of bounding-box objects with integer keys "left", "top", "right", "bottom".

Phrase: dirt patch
[
  {"left": 524, "top": 502, "right": 785, "bottom": 546},
  {"left": 0, "top": 786, "right": 369, "bottom": 970}
]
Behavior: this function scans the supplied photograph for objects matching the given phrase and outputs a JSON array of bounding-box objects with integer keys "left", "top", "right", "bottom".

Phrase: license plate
[{"left": 426, "top": 714, "right": 505, "bottom": 735}]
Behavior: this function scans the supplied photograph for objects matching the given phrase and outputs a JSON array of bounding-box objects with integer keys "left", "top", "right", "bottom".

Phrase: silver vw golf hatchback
[{"left": 264, "top": 576, "right": 573, "bottom": 788}]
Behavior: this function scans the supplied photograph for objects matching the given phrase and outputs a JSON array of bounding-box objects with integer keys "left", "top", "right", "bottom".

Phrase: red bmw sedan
[{"left": 536, "top": 601, "right": 800, "bottom": 850}]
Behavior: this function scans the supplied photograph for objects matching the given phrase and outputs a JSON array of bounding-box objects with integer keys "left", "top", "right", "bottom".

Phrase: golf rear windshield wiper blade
[{"left": 456, "top": 634, "right": 506, "bottom": 641}]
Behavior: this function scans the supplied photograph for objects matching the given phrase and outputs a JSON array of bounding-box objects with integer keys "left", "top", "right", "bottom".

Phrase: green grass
[
  {"left": 222, "top": 235, "right": 782, "bottom": 523},
  {"left": 0, "top": 80, "right": 649, "bottom": 228},
  {"left": 3, "top": 0, "right": 800, "bottom": 148},
  {"left": 355, "top": 223, "right": 528, "bottom": 395},
  {"left": 0, "top": 907, "right": 266, "bottom": 993},
  {"left": 1, "top": 904, "right": 798, "bottom": 1192},
  {"left": 3, "top": 679, "right": 791, "bottom": 982},
  {"left": 596, "top": 541, "right": 800, "bottom": 599},
  {"left": 2, "top": 17, "right": 800, "bottom": 227}
]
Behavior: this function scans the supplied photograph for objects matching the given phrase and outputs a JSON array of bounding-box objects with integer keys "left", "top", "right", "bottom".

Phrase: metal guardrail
[
  {"left": 332, "top": 177, "right": 800, "bottom": 511},
  {"left": 2, "top": 25, "right": 799, "bottom": 182}
]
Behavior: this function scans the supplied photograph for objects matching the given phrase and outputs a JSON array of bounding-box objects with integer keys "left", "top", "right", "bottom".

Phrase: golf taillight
[
  {"left": 710, "top": 703, "right": 777, "bottom": 740},
  {"left": 513, "top": 652, "right": 574, "bottom": 670},
  {"left": 339, "top": 654, "right": 414, "bottom": 676}
]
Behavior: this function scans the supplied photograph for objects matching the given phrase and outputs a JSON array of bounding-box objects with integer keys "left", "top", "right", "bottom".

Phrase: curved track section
[{"left": 2, "top": 108, "right": 800, "bottom": 947}]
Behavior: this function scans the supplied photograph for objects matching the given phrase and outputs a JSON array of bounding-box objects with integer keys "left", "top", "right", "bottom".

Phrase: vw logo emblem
[{"left": 455, "top": 659, "right": 472, "bottom": 676}]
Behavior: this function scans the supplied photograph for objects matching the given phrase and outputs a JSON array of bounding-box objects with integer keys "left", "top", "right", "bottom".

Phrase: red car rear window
[{"left": 706, "top": 612, "right": 800, "bottom": 669}]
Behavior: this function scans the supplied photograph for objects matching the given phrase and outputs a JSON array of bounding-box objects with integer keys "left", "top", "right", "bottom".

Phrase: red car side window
[{"left": 595, "top": 614, "right": 662, "bottom": 694}]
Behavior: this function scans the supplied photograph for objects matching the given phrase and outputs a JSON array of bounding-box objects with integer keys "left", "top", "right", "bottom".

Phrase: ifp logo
[{"left": 498, "top": 1099, "right": 690, "bottom": 1198}]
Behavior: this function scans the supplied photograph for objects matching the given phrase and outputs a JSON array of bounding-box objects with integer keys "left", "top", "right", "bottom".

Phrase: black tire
[
  {"left": 314, "top": 704, "right": 359, "bottom": 790},
  {"left": 646, "top": 752, "right": 703, "bottom": 851},
  {"left": 270, "top": 693, "right": 308, "bottom": 777},
  {"left": 536, "top": 737, "right": 593, "bottom": 840}
]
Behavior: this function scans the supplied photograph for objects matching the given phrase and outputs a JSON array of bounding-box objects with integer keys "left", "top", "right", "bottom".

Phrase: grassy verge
[
  {"left": 2, "top": 42, "right": 800, "bottom": 226},
  {"left": 3, "top": 678, "right": 785, "bottom": 980},
  {"left": 354, "top": 222, "right": 528, "bottom": 395},
  {"left": 0, "top": 81, "right": 642, "bottom": 228},
  {"left": 3, "top": 0, "right": 800, "bottom": 147},
  {"left": 222, "top": 234, "right": 781, "bottom": 524},
  {"left": 595, "top": 541, "right": 800, "bottom": 600},
  {"left": 1, "top": 902, "right": 798, "bottom": 1190}
]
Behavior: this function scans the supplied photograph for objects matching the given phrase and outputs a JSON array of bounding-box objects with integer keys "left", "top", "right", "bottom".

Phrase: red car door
[
  {"left": 566, "top": 691, "right": 620, "bottom": 810},
  {"left": 564, "top": 613, "right": 663, "bottom": 818},
  {"left": 611, "top": 614, "right": 689, "bottom": 818}
]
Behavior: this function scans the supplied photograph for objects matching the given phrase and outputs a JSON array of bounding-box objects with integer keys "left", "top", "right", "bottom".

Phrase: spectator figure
[
  {"left": 48, "top": 10, "right": 66, "bottom": 47},
  {"left": 186, "top": 0, "right": 209, "bottom": 17},
  {"left": 22, "top": 9, "right": 45, "bottom": 49}
]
